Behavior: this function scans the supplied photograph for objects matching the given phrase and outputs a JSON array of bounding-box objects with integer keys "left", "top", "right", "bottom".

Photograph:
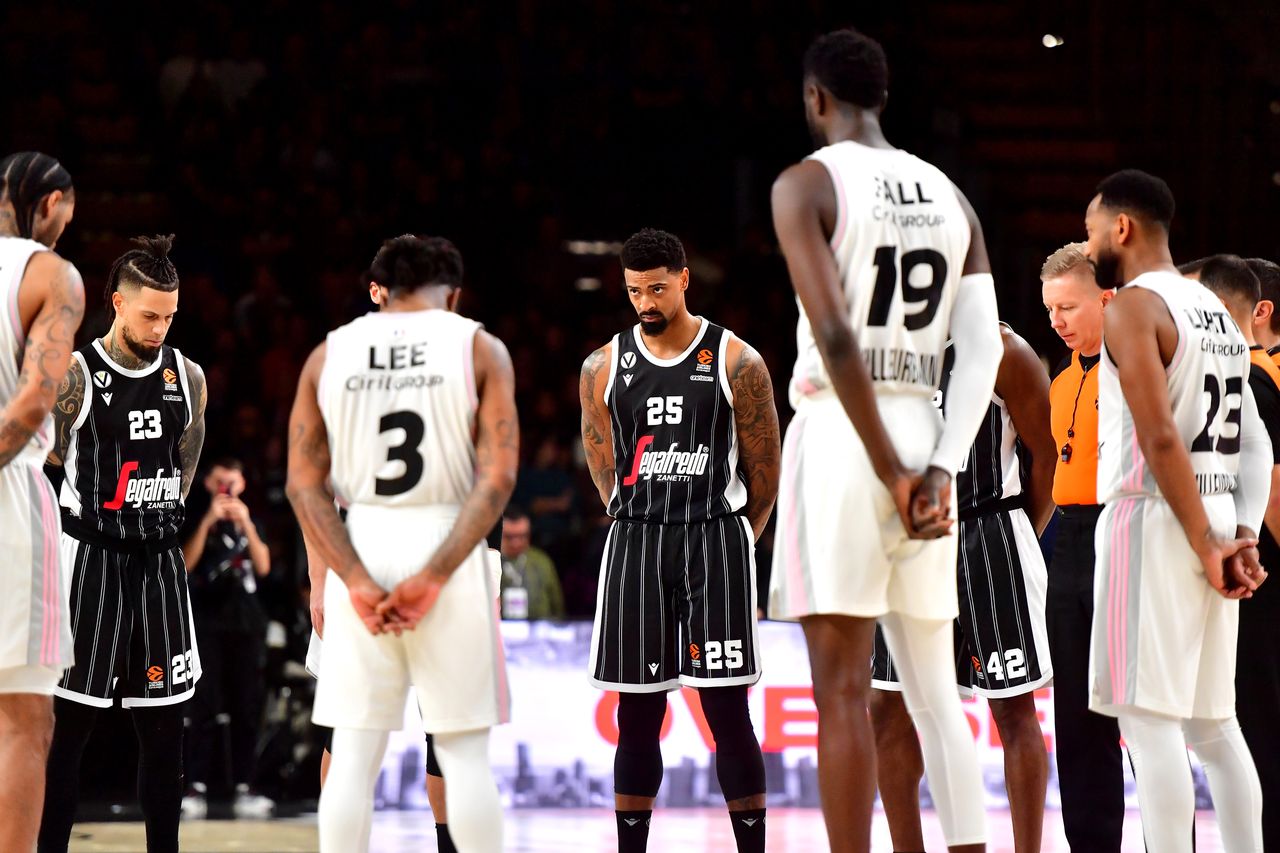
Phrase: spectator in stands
[
  {"left": 181, "top": 458, "right": 276, "bottom": 819},
  {"left": 499, "top": 506, "right": 566, "bottom": 620}
]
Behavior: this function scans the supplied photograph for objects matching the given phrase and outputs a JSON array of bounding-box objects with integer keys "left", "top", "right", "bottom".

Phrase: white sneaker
[
  {"left": 233, "top": 784, "right": 275, "bottom": 818},
  {"left": 180, "top": 784, "right": 208, "bottom": 820}
]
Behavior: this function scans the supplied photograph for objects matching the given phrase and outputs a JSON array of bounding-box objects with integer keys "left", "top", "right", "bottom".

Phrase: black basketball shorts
[
  {"left": 590, "top": 515, "right": 761, "bottom": 692},
  {"left": 55, "top": 535, "right": 201, "bottom": 708},
  {"left": 871, "top": 508, "right": 1052, "bottom": 698}
]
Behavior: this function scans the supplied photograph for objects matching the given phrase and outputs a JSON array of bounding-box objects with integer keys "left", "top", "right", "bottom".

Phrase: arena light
[
  {"left": 566, "top": 240, "right": 624, "bottom": 256},
  {"left": 1042, "top": 34, "right": 1065, "bottom": 48},
  {"left": 575, "top": 277, "right": 603, "bottom": 292}
]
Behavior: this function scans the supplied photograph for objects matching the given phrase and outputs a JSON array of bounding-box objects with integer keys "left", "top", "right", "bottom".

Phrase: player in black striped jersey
[
  {"left": 40, "top": 236, "right": 206, "bottom": 853},
  {"left": 580, "top": 229, "right": 780, "bottom": 853},
  {"left": 870, "top": 326, "right": 1056, "bottom": 853}
]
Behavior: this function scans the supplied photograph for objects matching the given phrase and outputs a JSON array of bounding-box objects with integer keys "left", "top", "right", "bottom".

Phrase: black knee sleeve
[
  {"left": 39, "top": 698, "right": 100, "bottom": 853},
  {"left": 614, "top": 692, "right": 667, "bottom": 797},
  {"left": 699, "top": 686, "right": 765, "bottom": 802},
  {"left": 132, "top": 704, "right": 185, "bottom": 853}
]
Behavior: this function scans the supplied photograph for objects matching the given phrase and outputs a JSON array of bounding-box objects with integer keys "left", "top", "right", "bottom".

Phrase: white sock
[
  {"left": 432, "top": 728, "right": 503, "bottom": 853},
  {"left": 1118, "top": 710, "right": 1195, "bottom": 853},
  {"left": 880, "top": 612, "right": 986, "bottom": 846},
  {"left": 1184, "top": 716, "right": 1264, "bottom": 852},
  {"left": 318, "top": 727, "right": 389, "bottom": 853}
]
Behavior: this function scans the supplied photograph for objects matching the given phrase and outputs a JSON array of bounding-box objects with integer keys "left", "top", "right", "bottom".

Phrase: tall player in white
[
  {"left": 0, "top": 151, "right": 82, "bottom": 853},
  {"left": 768, "top": 30, "right": 1001, "bottom": 852},
  {"left": 1085, "top": 170, "right": 1269, "bottom": 852},
  {"left": 287, "top": 235, "right": 516, "bottom": 853}
]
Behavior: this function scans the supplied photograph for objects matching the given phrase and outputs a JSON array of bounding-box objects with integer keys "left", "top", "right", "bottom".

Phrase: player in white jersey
[
  {"left": 1084, "top": 169, "right": 1269, "bottom": 852},
  {"left": 768, "top": 30, "right": 1002, "bottom": 853},
  {"left": 0, "top": 152, "right": 82, "bottom": 852},
  {"left": 287, "top": 235, "right": 516, "bottom": 853}
]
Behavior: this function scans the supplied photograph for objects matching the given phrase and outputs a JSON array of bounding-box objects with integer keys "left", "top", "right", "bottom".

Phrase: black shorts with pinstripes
[
  {"left": 871, "top": 506, "right": 1052, "bottom": 699},
  {"left": 589, "top": 515, "right": 761, "bottom": 693},
  {"left": 56, "top": 533, "right": 200, "bottom": 708}
]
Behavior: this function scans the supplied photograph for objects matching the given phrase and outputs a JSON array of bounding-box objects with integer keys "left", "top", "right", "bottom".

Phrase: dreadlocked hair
[
  {"left": 105, "top": 234, "right": 180, "bottom": 313},
  {"left": 0, "top": 151, "right": 73, "bottom": 239}
]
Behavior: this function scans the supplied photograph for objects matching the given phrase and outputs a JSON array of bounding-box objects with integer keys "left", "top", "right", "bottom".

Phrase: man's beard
[
  {"left": 638, "top": 313, "right": 669, "bottom": 336},
  {"left": 122, "top": 326, "right": 161, "bottom": 363},
  {"left": 1092, "top": 248, "right": 1124, "bottom": 289}
]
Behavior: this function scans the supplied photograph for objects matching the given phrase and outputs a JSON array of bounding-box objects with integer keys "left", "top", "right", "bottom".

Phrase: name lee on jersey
[{"left": 346, "top": 342, "right": 445, "bottom": 391}]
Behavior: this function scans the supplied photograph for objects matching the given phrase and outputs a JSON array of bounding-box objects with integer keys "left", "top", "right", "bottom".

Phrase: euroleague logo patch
[
  {"left": 163, "top": 368, "right": 178, "bottom": 385},
  {"left": 689, "top": 643, "right": 701, "bottom": 660},
  {"left": 147, "top": 665, "right": 165, "bottom": 683},
  {"left": 697, "top": 349, "right": 714, "bottom": 365}
]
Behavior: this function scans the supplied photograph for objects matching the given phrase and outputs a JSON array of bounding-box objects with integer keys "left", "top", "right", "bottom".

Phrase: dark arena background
[{"left": 5, "top": 0, "right": 1279, "bottom": 850}]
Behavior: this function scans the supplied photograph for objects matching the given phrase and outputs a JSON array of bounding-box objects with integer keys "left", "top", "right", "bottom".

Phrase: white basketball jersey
[
  {"left": 0, "top": 236, "right": 53, "bottom": 465},
  {"left": 318, "top": 309, "right": 481, "bottom": 508},
  {"left": 790, "top": 141, "right": 971, "bottom": 408},
  {"left": 1097, "top": 271, "right": 1251, "bottom": 503}
]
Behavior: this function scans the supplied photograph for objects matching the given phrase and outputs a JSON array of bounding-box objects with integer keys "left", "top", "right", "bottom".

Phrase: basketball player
[
  {"left": 870, "top": 324, "right": 1055, "bottom": 853},
  {"left": 288, "top": 235, "right": 514, "bottom": 853},
  {"left": 580, "top": 228, "right": 780, "bottom": 853},
  {"left": 1085, "top": 170, "right": 1269, "bottom": 851},
  {"left": 1038, "top": 241, "right": 1126, "bottom": 850},
  {"left": 1184, "top": 254, "right": 1280, "bottom": 849},
  {"left": 39, "top": 235, "right": 205, "bottom": 853},
  {"left": 0, "top": 151, "right": 83, "bottom": 853},
  {"left": 1244, "top": 258, "right": 1280, "bottom": 365},
  {"left": 767, "top": 29, "right": 1002, "bottom": 852}
]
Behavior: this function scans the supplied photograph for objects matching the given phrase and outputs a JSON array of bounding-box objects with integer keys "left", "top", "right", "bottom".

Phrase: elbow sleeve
[
  {"left": 1234, "top": 385, "right": 1271, "bottom": 533},
  {"left": 929, "top": 274, "right": 1002, "bottom": 475}
]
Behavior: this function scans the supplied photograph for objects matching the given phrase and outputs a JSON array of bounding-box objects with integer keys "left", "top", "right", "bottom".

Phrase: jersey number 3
[
  {"left": 867, "top": 246, "right": 947, "bottom": 331},
  {"left": 376, "top": 410, "right": 425, "bottom": 496}
]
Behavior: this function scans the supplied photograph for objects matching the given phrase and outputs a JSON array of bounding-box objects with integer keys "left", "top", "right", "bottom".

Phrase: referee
[{"left": 1040, "top": 243, "right": 1124, "bottom": 851}]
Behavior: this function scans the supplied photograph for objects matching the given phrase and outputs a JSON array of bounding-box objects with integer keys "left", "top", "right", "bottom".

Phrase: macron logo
[
  {"left": 648, "top": 663, "right": 659, "bottom": 675},
  {"left": 740, "top": 818, "right": 760, "bottom": 827}
]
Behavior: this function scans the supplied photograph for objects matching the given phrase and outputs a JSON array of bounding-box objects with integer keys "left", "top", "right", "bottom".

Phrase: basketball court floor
[{"left": 67, "top": 808, "right": 1224, "bottom": 851}]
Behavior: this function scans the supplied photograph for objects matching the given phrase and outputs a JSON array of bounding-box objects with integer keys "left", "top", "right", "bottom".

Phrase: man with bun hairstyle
[{"left": 41, "top": 235, "right": 206, "bottom": 853}]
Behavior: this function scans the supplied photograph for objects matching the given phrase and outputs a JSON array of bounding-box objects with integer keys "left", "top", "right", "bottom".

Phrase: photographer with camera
[{"left": 180, "top": 457, "right": 275, "bottom": 819}]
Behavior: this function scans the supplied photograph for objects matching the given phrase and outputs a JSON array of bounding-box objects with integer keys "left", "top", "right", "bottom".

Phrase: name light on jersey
[
  {"left": 368, "top": 342, "right": 428, "bottom": 371},
  {"left": 864, "top": 347, "right": 940, "bottom": 388},
  {"left": 103, "top": 463, "right": 183, "bottom": 510},
  {"left": 622, "top": 437, "right": 711, "bottom": 486}
]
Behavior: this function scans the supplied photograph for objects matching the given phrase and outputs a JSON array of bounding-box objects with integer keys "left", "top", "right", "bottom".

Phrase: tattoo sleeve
[
  {"left": 730, "top": 343, "right": 782, "bottom": 541},
  {"left": 176, "top": 357, "right": 207, "bottom": 498},
  {"left": 579, "top": 346, "right": 615, "bottom": 508},
  {"left": 286, "top": 343, "right": 367, "bottom": 584},
  {"left": 420, "top": 332, "right": 519, "bottom": 581},
  {"left": 0, "top": 257, "right": 85, "bottom": 470},
  {"left": 46, "top": 358, "right": 85, "bottom": 467}
]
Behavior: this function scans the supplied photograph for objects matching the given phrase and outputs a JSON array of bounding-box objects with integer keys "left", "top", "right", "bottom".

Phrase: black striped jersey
[
  {"left": 59, "top": 341, "right": 194, "bottom": 543},
  {"left": 604, "top": 318, "right": 748, "bottom": 524},
  {"left": 933, "top": 343, "right": 1026, "bottom": 516}
]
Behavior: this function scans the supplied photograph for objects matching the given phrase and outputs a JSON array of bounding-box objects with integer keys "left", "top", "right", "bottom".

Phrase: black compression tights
[{"left": 39, "top": 698, "right": 185, "bottom": 853}]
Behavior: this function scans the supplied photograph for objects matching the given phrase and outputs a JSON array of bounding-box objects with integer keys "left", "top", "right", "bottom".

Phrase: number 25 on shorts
[{"left": 704, "top": 639, "right": 743, "bottom": 671}]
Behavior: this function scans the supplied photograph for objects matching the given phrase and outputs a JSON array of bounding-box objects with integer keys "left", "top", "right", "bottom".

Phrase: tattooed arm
[
  {"left": 286, "top": 343, "right": 365, "bottom": 584},
  {"left": 376, "top": 331, "right": 519, "bottom": 631},
  {"left": 417, "top": 330, "right": 518, "bottom": 580},
  {"left": 46, "top": 356, "right": 85, "bottom": 467},
  {"left": 177, "top": 357, "right": 207, "bottom": 498},
  {"left": 579, "top": 344, "right": 615, "bottom": 508},
  {"left": 1, "top": 253, "right": 85, "bottom": 470},
  {"left": 727, "top": 337, "right": 781, "bottom": 541}
]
